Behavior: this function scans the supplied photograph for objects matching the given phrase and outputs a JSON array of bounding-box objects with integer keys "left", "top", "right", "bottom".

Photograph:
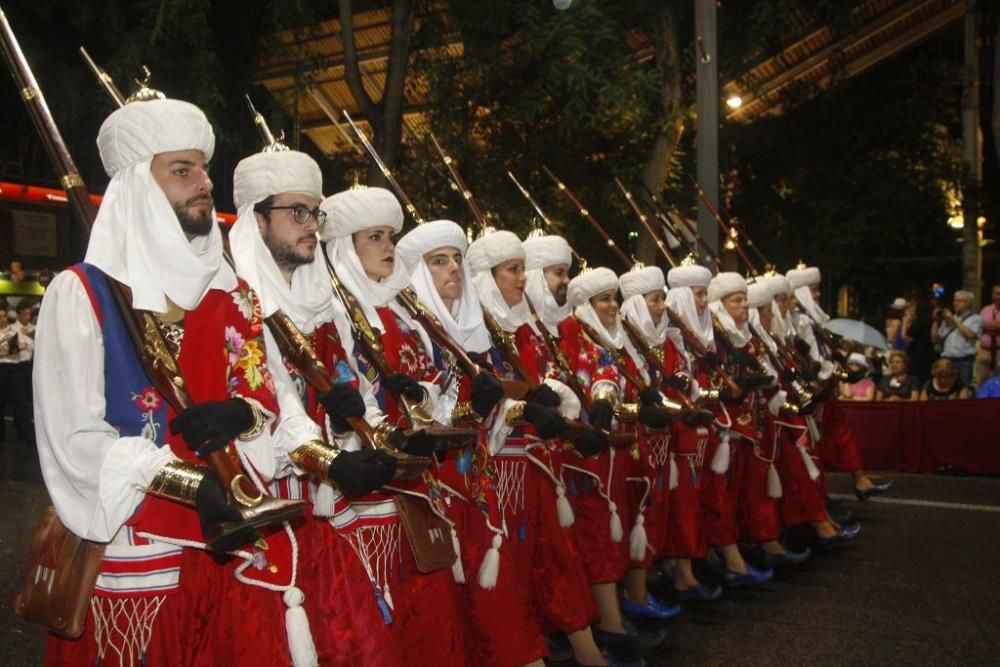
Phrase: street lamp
[{"left": 726, "top": 95, "right": 742, "bottom": 109}]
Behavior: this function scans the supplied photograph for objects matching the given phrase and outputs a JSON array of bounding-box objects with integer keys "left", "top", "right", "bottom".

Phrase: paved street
[{"left": 1, "top": 421, "right": 998, "bottom": 665}]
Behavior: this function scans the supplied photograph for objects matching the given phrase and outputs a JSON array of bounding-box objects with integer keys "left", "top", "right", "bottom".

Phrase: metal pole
[
  {"left": 695, "top": 0, "right": 719, "bottom": 270},
  {"left": 962, "top": 0, "right": 983, "bottom": 301}
]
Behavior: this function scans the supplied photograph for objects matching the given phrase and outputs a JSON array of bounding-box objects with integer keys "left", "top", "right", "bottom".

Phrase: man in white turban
[
  {"left": 35, "top": 97, "right": 301, "bottom": 665},
  {"left": 229, "top": 147, "right": 407, "bottom": 665}
]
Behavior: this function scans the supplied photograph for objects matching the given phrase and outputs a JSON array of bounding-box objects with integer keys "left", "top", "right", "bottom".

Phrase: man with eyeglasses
[{"left": 228, "top": 146, "right": 440, "bottom": 664}]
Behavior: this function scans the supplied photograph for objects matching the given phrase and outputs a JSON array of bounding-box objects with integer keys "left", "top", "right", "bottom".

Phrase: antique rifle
[{"left": 613, "top": 177, "right": 678, "bottom": 268}]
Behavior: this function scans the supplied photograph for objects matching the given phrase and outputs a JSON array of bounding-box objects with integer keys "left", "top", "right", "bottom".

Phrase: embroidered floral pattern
[
  {"left": 130, "top": 386, "right": 163, "bottom": 442},
  {"left": 224, "top": 286, "right": 275, "bottom": 396}
]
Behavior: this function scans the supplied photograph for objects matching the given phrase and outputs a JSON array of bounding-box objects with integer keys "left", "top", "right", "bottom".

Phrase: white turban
[
  {"left": 569, "top": 267, "right": 624, "bottom": 350},
  {"left": 318, "top": 188, "right": 413, "bottom": 351},
  {"left": 233, "top": 151, "right": 323, "bottom": 211},
  {"left": 98, "top": 99, "right": 215, "bottom": 177},
  {"left": 786, "top": 266, "right": 821, "bottom": 289},
  {"left": 619, "top": 266, "right": 665, "bottom": 301},
  {"left": 466, "top": 230, "right": 525, "bottom": 275},
  {"left": 523, "top": 235, "right": 572, "bottom": 271},
  {"left": 763, "top": 273, "right": 793, "bottom": 296},
  {"left": 707, "top": 272, "right": 747, "bottom": 303},
  {"left": 319, "top": 187, "right": 404, "bottom": 241},
  {"left": 229, "top": 150, "right": 333, "bottom": 332},
  {"left": 85, "top": 99, "right": 232, "bottom": 314},
  {"left": 667, "top": 263, "right": 712, "bottom": 289},
  {"left": 746, "top": 279, "right": 773, "bottom": 309},
  {"left": 523, "top": 234, "right": 572, "bottom": 335},
  {"left": 396, "top": 220, "right": 492, "bottom": 354}
]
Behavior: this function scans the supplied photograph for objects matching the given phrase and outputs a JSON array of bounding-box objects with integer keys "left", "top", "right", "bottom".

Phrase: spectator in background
[
  {"left": 901, "top": 290, "right": 935, "bottom": 383},
  {"left": 12, "top": 301, "right": 36, "bottom": 442},
  {"left": 886, "top": 297, "right": 907, "bottom": 351},
  {"left": 920, "top": 358, "right": 972, "bottom": 400},
  {"left": 975, "top": 368, "right": 1000, "bottom": 398},
  {"left": 932, "top": 290, "right": 982, "bottom": 388},
  {"left": 876, "top": 351, "right": 920, "bottom": 401},
  {"left": 0, "top": 306, "right": 35, "bottom": 444},
  {"left": 839, "top": 352, "right": 876, "bottom": 400},
  {"left": 974, "top": 283, "right": 1000, "bottom": 387}
]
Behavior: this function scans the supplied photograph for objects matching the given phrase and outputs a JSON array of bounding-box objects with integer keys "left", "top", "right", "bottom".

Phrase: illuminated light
[
  {"left": 948, "top": 215, "right": 964, "bottom": 229},
  {"left": 726, "top": 95, "right": 743, "bottom": 109}
]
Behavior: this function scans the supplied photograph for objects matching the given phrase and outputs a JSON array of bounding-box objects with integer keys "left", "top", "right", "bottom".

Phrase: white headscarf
[
  {"left": 568, "top": 268, "right": 624, "bottom": 350},
  {"left": 228, "top": 151, "right": 332, "bottom": 333},
  {"left": 749, "top": 308, "right": 778, "bottom": 354},
  {"left": 709, "top": 300, "right": 751, "bottom": 348},
  {"left": 396, "top": 220, "right": 492, "bottom": 354},
  {"left": 468, "top": 231, "right": 538, "bottom": 334},
  {"left": 86, "top": 98, "right": 232, "bottom": 313},
  {"left": 665, "top": 287, "right": 713, "bottom": 351},
  {"left": 794, "top": 285, "right": 830, "bottom": 325},
  {"left": 85, "top": 160, "right": 233, "bottom": 314},
  {"left": 522, "top": 235, "right": 573, "bottom": 336}
]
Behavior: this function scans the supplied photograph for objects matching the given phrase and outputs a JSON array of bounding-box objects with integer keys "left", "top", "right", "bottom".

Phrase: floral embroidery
[
  {"left": 331, "top": 360, "right": 356, "bottom": 384},
  {"left": 132, "top": 387, "right": 162, "bottom": 412},
  {"left": 231, "top": 286, "right": 256, "bottom": 321},
  {"left": 130, "top": 386, "right": 163, "bottom": 441},
  {"left": 225, "top": 327, "right": 246, "bottom": 367}
]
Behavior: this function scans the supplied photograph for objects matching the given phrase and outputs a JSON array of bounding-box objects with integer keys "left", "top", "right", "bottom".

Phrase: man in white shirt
[
  {"left": 932, "top": 290, "right": 982, "bottom": 387},
  {"left": 0, "top": 303, "right": 34, "bottom": 444}
]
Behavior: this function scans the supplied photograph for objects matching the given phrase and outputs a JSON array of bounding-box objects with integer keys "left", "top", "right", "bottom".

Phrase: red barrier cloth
[{"left": 830, "top": 399, "right": 1000, "bottom": 474}]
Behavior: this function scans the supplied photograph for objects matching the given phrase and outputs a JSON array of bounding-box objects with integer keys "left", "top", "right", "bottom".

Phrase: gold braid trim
[
  {"left": 147, "top": 460, "right": 208, "bottom": 506},
  {"left": 451, "top": 401, "right": 480, "bottom": 427},
  {"left": 613, "top": 402, "right": 639, "bottom": 422},
  {"left": 290, "top": 440, "right": 341, "bottom": 478},
  {"left": 505, "top": 401, "right": 527, "bottom": 426}
]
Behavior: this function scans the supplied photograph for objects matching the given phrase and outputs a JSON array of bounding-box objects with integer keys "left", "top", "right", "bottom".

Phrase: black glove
[
  {"left": 526, "top": 383, "right": 561, "bottom": 408},
  {"left": 639, "top": 387, "right": 663, "bottom": 407},
  {"left": 328, "top": 448, "right": 398, "bottom": 496},
  {"left": 703, "top": 351, "right": 722, "bottom": 369},
  {"left": 392, "top": 428, "right": 435, "bottom": 457},
  {"left": 195, "top": 473, "right": 258, "bottom": 553},
  {"left": 573, "top": 428, "right": 608, "bottom": 457},
  {"left": 588, "top": 399, "right": 614, "bottom": 431},
  {"left": 523, "top": 403, "right": 567, "bottom": 439},
  {"left": 385, "top": 373, "right": 424, "bottom": 402},
  {"left": 170, "top": 399, "right": 254, "bottom": 457},
  {"left": 730, "top": 349, "right": 761, "bottom": 371},
  {"left": 638, "top": 405, "right": 673, "bottom": 429},
  {"left": 682, "top": 408, "right": 715, "bottom": 427},
  {"left": 794, "top": 339, "right": 812, "bottom": 356},
  {"left": 471, "top": 372, "right": 504, "bottom": 416},
  {"left": 318, "top": 384, "right": 366, "bottom": 432},
  {"left": 781, "top": 369, "right": 798, "bottom": 385},
  {"left": 736, "top": 373, "right": 774, "bottom": 393},
  {"left": 666, "top": 374, "right": 689, "bottom": 392}
]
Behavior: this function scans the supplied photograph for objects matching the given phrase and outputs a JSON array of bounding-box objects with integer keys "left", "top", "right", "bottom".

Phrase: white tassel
[
  {"left": 799, "top": 446, "right": 821, "bottom": 481},
  {"left": 555, "top": 483, "right": 575, "bottom": 527},
  {"left": 383, "top": 584, "right": 394, "bottom": 611},
  {"left": 710, "top": 433, "right": 731, "bottom": 474},
  {"left": 767, "top": 462, "right": 783, "bottom": 498},
  {"left": 609, "top": 501, "right": 624, "bottom": 542},
  {"left": 450, "top": 526, "right": 466, "bottom": 584},
  {"left": 478, "top": 533, "right": 503, "bottom": 590},
  {"left": 629, "top": 514, "right": 648, "bottom": 562},
  {"left": 283, "top": 587, "right": 318, "bottom": 667},
  {"left": 311, "top": 481, "right": 336, "bottom": 518},
  {"left": 668, "top": 454, "right": 679, "bottom": 490}
]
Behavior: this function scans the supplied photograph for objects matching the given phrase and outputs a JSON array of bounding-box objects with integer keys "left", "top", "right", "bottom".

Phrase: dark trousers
[{"left": 0, "top": 361, "right": 34, "bottom": 443}]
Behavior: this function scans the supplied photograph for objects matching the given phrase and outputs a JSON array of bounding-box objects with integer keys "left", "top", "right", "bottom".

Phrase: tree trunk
[
  {"left": 339, "top": 0, "right": 417, "bottom": 188},
  {"left": 637, "top": 4, "right": 684, "bottom": 268}
]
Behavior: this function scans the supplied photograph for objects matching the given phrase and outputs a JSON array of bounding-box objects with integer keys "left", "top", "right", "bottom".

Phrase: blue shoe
[
  {"left": 622, "top": 593, "right": 681, "bottom": 620},
  {"left": 723, "top": 562, "right": 774, "bottom": 588},
  {"left": 762, "top": 546, "right": 812, "bottom": 568},
  {"left": 675, "top": 583, "right": 723, "bottom": 602},
  {"left": 826, "top": 498, "right": 854, "bottom": 524},
  {"left": 592, "top": 620, "right": 665, "bottom": 651},
  {"left": 817, "top": 521, "right": 861, "bottom": 547},
  {"left": 855, "top": 478, "right": 893, "bottom": 501}
]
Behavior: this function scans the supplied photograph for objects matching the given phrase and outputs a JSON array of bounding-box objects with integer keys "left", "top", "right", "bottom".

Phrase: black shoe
[
  {"left": 855, "top": 478, "right": 893, "bottom": 501},
  {"left": 817, "top": 522, "right": 861, "bottom": 547},
  {"left": 592, "top": 620, "right": 665, "bottom": 652},
  {"left": 545, "top": 633, "right": 573, "bottom": 662}
]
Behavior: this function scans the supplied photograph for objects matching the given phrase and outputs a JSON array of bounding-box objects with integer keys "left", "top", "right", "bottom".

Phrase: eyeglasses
[{"left": 255, "top": 203, "right": 326, "bottom": 226}]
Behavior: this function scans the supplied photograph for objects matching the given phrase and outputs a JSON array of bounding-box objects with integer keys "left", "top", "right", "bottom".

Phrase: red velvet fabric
[
  {"left": 699, "top": 434, "right": 742, "bottom": 548},
  {"left": 735, "top": 432, "right": 782, "bottom": 544},
  {"left": 774, "top": 422, "right": 828, "bottom": 528},
  {"left": 816, "top": 400, "right": 865, "bottom": 473},
  {"left": 664, "top": 423, "right": 707, "bottom": 559},
  {"left": 564, "top": 460, "right": 630, "bottom": 584},
  {"left": 46, "top": 548, "right": 289, "bottom": 666},
  {"left": 829, "top": 399, "right": 1000, "bottom": 475}
]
